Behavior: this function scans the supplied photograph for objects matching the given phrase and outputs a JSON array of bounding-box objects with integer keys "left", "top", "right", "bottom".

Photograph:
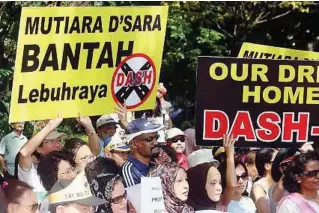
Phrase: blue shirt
[
  {"left": 98, "top": 137, "right": 111, "bottom": 157},
  {"left": 121, "top": 155, "right": 152, "bottom": 188}
]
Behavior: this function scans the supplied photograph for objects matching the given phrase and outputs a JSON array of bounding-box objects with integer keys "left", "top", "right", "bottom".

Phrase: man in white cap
[
  {"left": 48, "top": 172, "right": 105, "bottom": 213},
  {"left": 95, "top": 114, "right": 118, "bottom": 157}
]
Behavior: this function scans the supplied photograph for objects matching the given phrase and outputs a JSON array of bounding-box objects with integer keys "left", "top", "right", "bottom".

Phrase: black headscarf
[{"left": 186, "top": 163, "right": 217, "bottom": 210}]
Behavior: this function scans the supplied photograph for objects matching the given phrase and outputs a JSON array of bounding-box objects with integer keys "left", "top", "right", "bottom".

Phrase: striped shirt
[{"left": 121, "top": 155, "right": 153, "bottom": 188}]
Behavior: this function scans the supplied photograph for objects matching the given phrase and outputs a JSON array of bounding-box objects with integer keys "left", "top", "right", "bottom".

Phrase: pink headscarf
[{"left": 149, "top": 162, "right": 194, "bottom": 213}]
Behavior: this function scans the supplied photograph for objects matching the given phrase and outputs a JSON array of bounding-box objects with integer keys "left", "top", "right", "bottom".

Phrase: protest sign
[
  {"left": 238, "top": 42, "right": 319, "bottom": 60},
  {"left": 196, "top": 56, "right": 319, "bottom": 148},
  {"left": 9, "top": 6, "right": 168, "bottom": 122},
  {"left": 127, "top": 177, "right": 166, "bottom": 213}
]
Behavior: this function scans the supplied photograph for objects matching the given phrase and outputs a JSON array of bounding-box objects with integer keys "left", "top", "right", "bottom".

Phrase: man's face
[
  {"left": 56, "top": 203, "right": 93, "bottom": 213},
  {"left": 99, "top": 124, "right": 117, "bottom": 137},
  {"left": 37, "top": 138, "right": 62, "bottom": 155},
  {"left": 133, "top": 133, "right": 158, "bottom": 158},
  {"left": 11, "top": 122, "right": 25, "bottom": 131}
]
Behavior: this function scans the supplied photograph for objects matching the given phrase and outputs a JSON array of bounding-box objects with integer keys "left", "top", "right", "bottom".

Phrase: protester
[
  {"left": 121, "top": 118, "right": 163, "bottom": 187},
  {"left": 251, "top": 148, "right": 278, "bottom": 213},
  {"left": 0, "top": 122, "right": 28, "bottom": 180},
  {"left": 277, "top": 151, "right": 319, "bottom": 212},
  {"left": 184, "top": 128, "right": 199, "bottom": 157},
  {"left": 85, "top": 157, "right": 127, "bottom": 213},
  {"left": 219, "top": 159, "right": 256, "bottom": 213},
  {"left": 48, "top": 172, "right": 105, "bottom": 213},
  {"left": 268, "top": 148, "right": 296, "bottom": 213},
  {"left": 64, "top": 138, "right": 95, "bottom": 172},
  {"left": 37, "top": 150, "right": 77, "bottom": 191},
  {"left": 104, "top": 134, "right": 130, "bottom": 167},
  {"left": 2, "top": 180, "right": 39, "bottom": 213},
  {"left": 18, "top": 116, "right": 98, "bottom": 201},
  {"left": 95, "top": 115, "right": 118, "bottom": 157},
  {"left": 166, "top": 128, "right": 188, "bottom": 169},
  {"left": 149, "top": 162, "right": 194, "bottom": 213},
  {"left": 187, "top": 134, "right": 236, "bottom": 212}
]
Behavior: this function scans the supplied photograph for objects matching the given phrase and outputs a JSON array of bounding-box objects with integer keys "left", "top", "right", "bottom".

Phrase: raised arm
[
  {"left": 76, "top": 116, "right": 100, "bottom": 156},
  {"left": 220, "top": 134, "right": 237, "bottom": 206},
  {"left": 19, "top": 118, "right": 63, "bottom": 169}
]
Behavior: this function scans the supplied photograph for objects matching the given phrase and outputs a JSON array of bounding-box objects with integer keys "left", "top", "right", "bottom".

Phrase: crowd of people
[{"left": 0, "top": 84, "right": 318, "bottom": 213}]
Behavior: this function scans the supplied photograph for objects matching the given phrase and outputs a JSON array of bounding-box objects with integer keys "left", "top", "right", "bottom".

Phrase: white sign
[{"left": 127, "top": 177, "right": 166, "bottom": 213}]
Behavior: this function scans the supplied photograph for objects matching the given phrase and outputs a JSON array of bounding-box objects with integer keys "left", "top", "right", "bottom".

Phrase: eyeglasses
[
  {"left": 112, "top": 191, "right": 127, "bottom": 204},
  {"left": 79, "top": 154, "right": 96, "bottom": 163},
  {"left": 137, "top": 134, "right": 159, "bottom": 143},
  {"left": 236, "top": 172, "right": 249, "bottom": 182},
  {"left": 59, "top": 167, "right": 77, "bottom": 176},
  {"left": 171, "top": 136, "right": 185, "bottom": 143},
  {"left": 302, "top": 169, "right": 319, "bottom": 178}
]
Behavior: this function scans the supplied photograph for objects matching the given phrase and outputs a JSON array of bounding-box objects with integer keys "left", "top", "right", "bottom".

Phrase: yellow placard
[
  {"left": 10, "top": 6, "right": 168, "bottom": 122},
  {"left": 238, "top": 42, "right": 319, "bottom": 60}
]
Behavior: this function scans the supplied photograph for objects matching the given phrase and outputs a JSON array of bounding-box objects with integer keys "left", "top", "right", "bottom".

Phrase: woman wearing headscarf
[
  {"left": 85, "top": 157, "right": 128, "bottom": 213},
  {"left": 149, "top": 162, "right": 194, "bottom": 213},
  {"left": 187, "top": 134, "right": 236, "bottom": 212}
]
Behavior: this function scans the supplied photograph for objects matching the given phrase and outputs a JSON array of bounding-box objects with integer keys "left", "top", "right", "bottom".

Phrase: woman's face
[
  {"left": 111, "top": 180, "right": 127, "bottom": 213},
  {"left": 57, "top": 160, "right": 77, "bottom": 180},
  {"left": 299, "top": 160, "right": 319, "bottom": 193},
  {"left": 205, "top": 166, "right": 222, "bottom": 202},
  {"left": 235, "top": 165, "right": 249, "bottom": 194},
  {"left": 8, "top": 189, "right": 39, "bottom": 213},
  {"left": 173, "top": 169, "right": 189, "bottom": 201},
  {"left": 75, "top": 145, "right": 95, "bottom": 171},
  {"left": 169, "top": 136, "right": 186, "bottom": 154}
]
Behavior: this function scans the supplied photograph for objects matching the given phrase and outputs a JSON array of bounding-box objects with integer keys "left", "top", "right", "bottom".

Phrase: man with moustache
[
  {"left": 121, "top": 118, "right": 163, "bottom": 188},
  {"left": 0, "top": 122, "right": 28, "bottom": 180}
]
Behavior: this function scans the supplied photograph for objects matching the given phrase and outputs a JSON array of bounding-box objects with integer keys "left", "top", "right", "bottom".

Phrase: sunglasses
[
  {"left": 137, "top": 134, "right": 159, "bottom": 143},
  {"left": 302, "top": 169, "right": 319, "bottom": 178},
  {"left": 171, "top": 136, "right": 185, "bottom": 143},
  {"left": 236, "top": 172, "right": 249, "bottom": 182},
  {"left": 112, "top": 191, "right": 127, "bottom": 204}
]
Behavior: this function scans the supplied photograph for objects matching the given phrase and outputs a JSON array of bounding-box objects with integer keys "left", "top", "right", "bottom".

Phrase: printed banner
[
  {"left": 9, "top": 6, "right": 168, "bottom": 122},
  {"left": 238, "top": 42, "right": 319, "bottom": 60},
  {"left": 196, "top": 56, "right": 319, "bottom": 148}
]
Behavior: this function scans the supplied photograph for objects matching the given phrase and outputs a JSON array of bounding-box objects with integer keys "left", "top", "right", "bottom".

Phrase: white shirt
[
  {"left": 196, "top": 210, "right": 226, "bottom": 213},
  {"left": 277, "top": 196, "right": 319, "bottom": 213},
  {"left": 18, "top": 163, "right": 47, "bottom": 202},
  {"left": 228, "top": 196, "right": 256, "bottom": 213}
]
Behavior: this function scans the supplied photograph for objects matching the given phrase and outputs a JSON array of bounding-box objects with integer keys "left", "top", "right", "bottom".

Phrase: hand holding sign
[{"left": 47, "top": 114, "right": 63, "bottom": 130}]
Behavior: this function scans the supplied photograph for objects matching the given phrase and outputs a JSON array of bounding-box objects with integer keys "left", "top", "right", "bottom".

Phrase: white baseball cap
[
  {"left": 166, "top": 128, "right": 185, "bottom": 139},
  {"left": 187, "top": 149, "right": 219, "bottom": 168},
  {"left": 96, "top": 115, "right": 118, "bottom": 128}
]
